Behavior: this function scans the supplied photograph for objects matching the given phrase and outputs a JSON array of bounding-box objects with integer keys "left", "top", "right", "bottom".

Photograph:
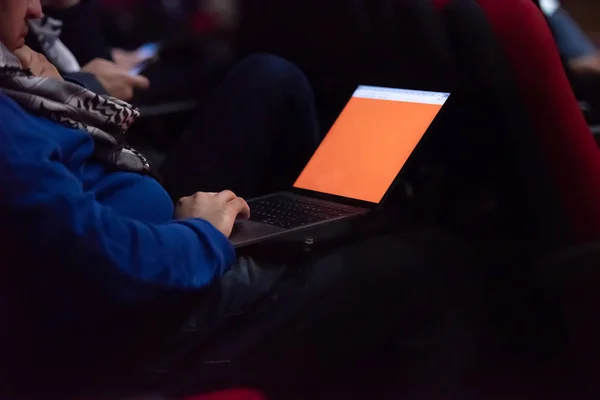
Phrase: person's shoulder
[
  {"left": 0, "top": 92, "right": 61, "bottom": 131},
  {"left": 0, "top": 92, "right": 48, "bottom": 137},
  {"left": 0, "top": 92, "right": 31, "bottom": 119},
  {"left": 0, "top": 92, "right": 60, "bottom": 152},
  {"left": 0, "top": 91, "right": 17, "bottom": 107}
]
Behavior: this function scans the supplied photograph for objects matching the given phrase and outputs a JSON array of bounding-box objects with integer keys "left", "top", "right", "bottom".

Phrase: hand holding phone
[
  {"left": 127, "top": 43, "right": 160, "bottom": 76},
  {"left": 82, "top": 58, "right": 150, "bottom": 100}
]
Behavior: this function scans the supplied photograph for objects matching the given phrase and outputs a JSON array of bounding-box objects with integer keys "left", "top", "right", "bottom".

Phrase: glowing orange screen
[{"left": 294, "top": 93, "right": 444, "bottom": 203}]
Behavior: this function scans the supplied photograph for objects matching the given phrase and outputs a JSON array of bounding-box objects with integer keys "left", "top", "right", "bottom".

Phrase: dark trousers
[
  {"left": 131, "top": 38, "right": 233, "bottom": 107},
  {"left": 135, "top": 231, "right": 481, "bottom": 398},
  {"left": 123, "top": 55, "right": 481, "bottom": 398},
  {"left": 159, "top": 54, "right": 321, "bottom": 201}
]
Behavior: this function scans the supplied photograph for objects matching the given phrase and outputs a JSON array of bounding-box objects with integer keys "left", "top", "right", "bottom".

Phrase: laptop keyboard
[{"left": 248, "top": 195, "right": 356, "bottom": 229}]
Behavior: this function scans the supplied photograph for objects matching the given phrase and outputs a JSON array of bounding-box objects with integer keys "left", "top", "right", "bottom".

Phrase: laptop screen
[{"left": 293, "top": 85, "right": 450, "bottom": 203}]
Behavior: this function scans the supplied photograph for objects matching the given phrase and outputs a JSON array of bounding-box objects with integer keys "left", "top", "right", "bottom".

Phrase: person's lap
[{"left": 129, "top": 230, "right": 481, "bottom": 397}]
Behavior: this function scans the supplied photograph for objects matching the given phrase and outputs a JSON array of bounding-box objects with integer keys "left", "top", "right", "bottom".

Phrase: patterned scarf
[
  {"left": 28, "top": 16, "right": 81, "bottom": 73},
  {"left": 0, "top": 42, "right": 151, "bottom": 175}
]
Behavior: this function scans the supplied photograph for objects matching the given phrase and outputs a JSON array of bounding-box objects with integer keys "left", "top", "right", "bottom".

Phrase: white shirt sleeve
[{"left": 540, "top": 0, "right": 561, "bottom": 17}]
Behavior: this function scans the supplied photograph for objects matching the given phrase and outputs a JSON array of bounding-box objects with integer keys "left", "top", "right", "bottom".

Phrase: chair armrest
[{"left": 138, "top": 100, "right": 198, "bottom": 118}]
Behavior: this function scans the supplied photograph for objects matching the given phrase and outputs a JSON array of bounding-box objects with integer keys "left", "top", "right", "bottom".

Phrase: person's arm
[
  {"left": 0, "top": 96, "right": 235, "bottom": 306},
  {"left": 546, "top": 7, "right": 598, "bottom": 60},
  {"left": 43, "top": 0, "right": 113, "bottom": 65}
]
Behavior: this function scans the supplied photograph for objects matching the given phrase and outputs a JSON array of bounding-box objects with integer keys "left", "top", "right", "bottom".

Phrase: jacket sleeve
[
  {"left": 64, "top": 71, "right": 108, "bottom": 95},
  {"left": 546, "top": 8, "right": 599, "bottom": 60},
  {"left": 0, "top": 97, "right": 236, "bottom": 306},
  {"left": 44, "top": 0, "right": 113, "bottom": 65}
]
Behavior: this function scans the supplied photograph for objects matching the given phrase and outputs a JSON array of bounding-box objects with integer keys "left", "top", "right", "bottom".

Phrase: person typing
[{"left": 0, "top": 1, "right": 479, "bottom": 398}]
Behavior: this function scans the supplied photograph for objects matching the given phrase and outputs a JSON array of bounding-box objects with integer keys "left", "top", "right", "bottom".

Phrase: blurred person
[
  {"left": 537, "top": 0, "right": 600, "bottom": 120},
  {"left": 0, "top": 1, "right": 481, "bottom": 398},
  {"left": 26, "top": 0, "right": 231, "bottom": 105},
  {"left": 538, "top": 0, "right": 600, "bottom": 76},
  {"left": 26, "top": 5, "right": 150, "bottom": 99}
]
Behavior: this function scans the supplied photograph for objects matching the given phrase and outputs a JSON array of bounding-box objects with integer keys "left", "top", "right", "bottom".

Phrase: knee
[
  {"left": 239, "top": 54, "right": 305, "bottom": 80},
  {"left": 237, "top": 54, "right": 313, "bottom": 97}
]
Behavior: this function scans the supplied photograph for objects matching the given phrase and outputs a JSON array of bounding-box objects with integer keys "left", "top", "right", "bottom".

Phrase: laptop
[{"left": 230, "top": 85, "right": 451, "bottom": 248}]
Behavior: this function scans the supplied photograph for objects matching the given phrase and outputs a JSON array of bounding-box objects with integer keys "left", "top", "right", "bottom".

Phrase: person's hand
[
  {"left": 111, "top": 48, "right": 143, "bottom": 71},
  {"left": 13, "top": 46, "right": 63, "bottom": 80},
  {"left": 570, "top": 53, "right": 600, "bottom": 76},
  {"left": 175, "top": 191, "right": 251, "bottom": 238},
  {"left": 81, "top": 58, "right": 150, "bottom": 101},
  {"left": 41, "top": 0, "right": 81, "bottom": 8}
]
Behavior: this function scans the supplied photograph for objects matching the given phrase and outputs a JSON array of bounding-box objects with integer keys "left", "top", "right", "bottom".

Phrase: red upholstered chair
[
  {"left": 474, "top": 0, "right": 600, "bottom": 242},
  {"left": 472, "top": 0, "right": 600, "bottom": 389},
  {"left": 432, "top": 0, "right": 451, "bottom": 8},
  {"left": 433, "top": 0, "right": 600, "bottom": 243},
  {"left": 183, "top": 389, "right": 267, "bottom": 400},
  {"left": 79, "top": 389, "right": 266, "bottom": 400},
  {"left": 428, "top": 0, "right": 600, "bottom": 392}
]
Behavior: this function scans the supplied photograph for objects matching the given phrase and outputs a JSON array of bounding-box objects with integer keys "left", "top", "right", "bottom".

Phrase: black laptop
[{"left": 230, "top": 85, "right": 450, "bottom": 248}]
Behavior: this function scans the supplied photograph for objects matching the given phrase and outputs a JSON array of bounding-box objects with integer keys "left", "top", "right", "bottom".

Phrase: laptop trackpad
[{"left": 230, "top": 220, "right": 285, "bottom": 248}]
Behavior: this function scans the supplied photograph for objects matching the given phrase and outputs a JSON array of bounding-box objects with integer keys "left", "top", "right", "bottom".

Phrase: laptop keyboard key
[{"left": 248, "top": 195, "right": 354, "bottom": 229}]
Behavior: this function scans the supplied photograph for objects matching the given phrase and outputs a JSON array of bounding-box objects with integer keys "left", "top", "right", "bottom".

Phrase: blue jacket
[{"left": 0, "top": 93, "right": 235, "bottom": 339}]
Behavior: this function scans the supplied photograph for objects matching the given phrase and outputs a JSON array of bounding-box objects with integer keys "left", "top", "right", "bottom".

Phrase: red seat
[
  {"left": 474, "top": 0, "right": 600, "bottom": 242},
  {"left": 434, "top": 0, "right": 600, "bottom": 242},
  {"left": 468, "top": 0, "right": 600, "bottom": 390},
  {"left": 184, "top": 389, "right": 267, "bottom": 400},
  {"left": 432, "top": 0, "right": 452, "bottom": 9},
  {"left": 80, "top": 389, "right": 266, "bottom": 400}
]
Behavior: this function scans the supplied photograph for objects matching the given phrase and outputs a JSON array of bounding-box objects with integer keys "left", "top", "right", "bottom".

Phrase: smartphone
[
  {"left": 137, "top": 42, "right": 160, "bottom": 61},
  {"left": 129, "top": 42, "right": 160, "bottom": 76}
]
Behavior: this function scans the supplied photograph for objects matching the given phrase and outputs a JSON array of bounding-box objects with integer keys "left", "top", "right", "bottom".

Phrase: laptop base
[{"left": 233, "top": 208, "right": 397, "bottom": 253}]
